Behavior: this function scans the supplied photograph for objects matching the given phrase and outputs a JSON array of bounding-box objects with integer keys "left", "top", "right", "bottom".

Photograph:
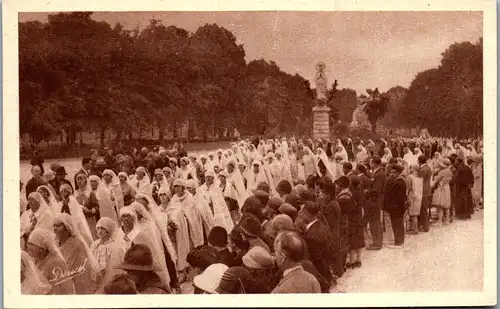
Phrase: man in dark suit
[
  {"left": 418, "top": 155, "right": 432, "bottom": 232},
  {"left": 298, "top": 201, "right": 333, "bottom": 283},
  {"left": 383, "top": 164, "right": 407, "bottom": 247},
  {"left": 365, "top": 156, "right": 384, "bottom": 250},
  {"left": 74, "top": 157, "right": 93, "bottom": 188}
]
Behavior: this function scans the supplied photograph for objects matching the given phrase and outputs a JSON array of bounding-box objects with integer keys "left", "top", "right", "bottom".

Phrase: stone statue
[{"left": 315, "top": 62, "right": 328, "bottom": 102}]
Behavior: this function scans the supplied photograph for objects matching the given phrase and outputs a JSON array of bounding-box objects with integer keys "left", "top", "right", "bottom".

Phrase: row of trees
[{"left": 20, "top": 12, "right": 318, "bottom": 148}]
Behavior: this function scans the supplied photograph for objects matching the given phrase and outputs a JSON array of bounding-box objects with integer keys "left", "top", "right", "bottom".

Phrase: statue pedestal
[{"left": 312, "top": 105, "right": 330, "bottom": 140}]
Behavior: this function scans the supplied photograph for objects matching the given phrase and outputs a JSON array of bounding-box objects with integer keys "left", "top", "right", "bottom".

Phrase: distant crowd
[{"left": 21, "top": 135, "right": 483, "bottom": 294}]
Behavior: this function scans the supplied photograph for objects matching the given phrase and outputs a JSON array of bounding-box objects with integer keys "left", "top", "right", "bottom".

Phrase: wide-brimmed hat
[
  {"left": 55, "top": 166, "right": 67, "bottom": 176},
  {"left": 118, "top": 244, "right": 160, "bottom": 272},
  {"left": 267, "top": 197, "right": 284, "bottom": 212},
  {"left": 242, "top": 246, "right": 275, "bottom": 269},
  {"left": 193, "top": 263, "right": 228, "bottom": 294}
]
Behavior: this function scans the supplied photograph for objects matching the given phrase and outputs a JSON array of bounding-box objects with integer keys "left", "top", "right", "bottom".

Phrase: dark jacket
[
  {"left": 383, "top": 176, "right": 407, "bottom": 215},
  {"left": 365, "top": 167, "right": 385, "bottom": 210},
  {"left": 304, "top": 220, "right": 333, "bottom": 283},
  {"left": 25, "top": 177, "right": 46, "bottom": 199}
]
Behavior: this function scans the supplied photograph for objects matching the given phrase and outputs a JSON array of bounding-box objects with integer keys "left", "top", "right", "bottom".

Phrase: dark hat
[
  {"left": 119, "top": 244, "right": 160, "bottom": 272},
  {"left": 336, "top": 176, "right": 350, "bottom": 189},
  {"left": 215, "top": 267, "right": 254, "bottom": 294},
  {"left": 55, "top": 166, "right": 67, "bottom": 176},
  {"left": 252, "top": 182, "right": 270, "bottom": 197},
  {"left": 240, "top": 216, "right": 262, "bottom": 238},
  {"left": 276, "top": 180, "right": 292, "bottom": 195},
  {"left": 267, "top": 197, "right": 284, "bottom": 212},
  {"left": 284, "top": 193, "right": 300, "bottom": 209},
  {"left": 208, "top": 226, "right": 228, "bottom": 248},
  {"left": 279, "top": 203, "right": 298, "bottom": 220}
]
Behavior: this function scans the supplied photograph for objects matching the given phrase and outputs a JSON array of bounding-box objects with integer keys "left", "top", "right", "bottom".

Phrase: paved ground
[{"left": 335, "top": 210, "right": 484, "bottom": 293}]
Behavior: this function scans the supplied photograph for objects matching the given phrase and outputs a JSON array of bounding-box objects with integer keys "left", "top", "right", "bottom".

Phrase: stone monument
[{"left": 312, "top": 62, "right": 331, "bottom": 140}]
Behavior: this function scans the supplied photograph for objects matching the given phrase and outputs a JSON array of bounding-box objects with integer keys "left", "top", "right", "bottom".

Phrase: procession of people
[{"left": 20, "top": 134, "right": 484, "bottom": 294}]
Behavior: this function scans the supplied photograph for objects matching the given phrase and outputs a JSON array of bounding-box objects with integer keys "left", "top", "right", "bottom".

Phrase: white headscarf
[
  {"left": 52, "top": 213, "right": 99, "bottom": 281},
  {"left": 21, "top": 192, "right": 55, "bottom": 237},
  {"left": 36, "top": 185, "right": 59, "bottom": 213},
  {"left": 21, "top": 250, "right": 52, "bottom": 295}
]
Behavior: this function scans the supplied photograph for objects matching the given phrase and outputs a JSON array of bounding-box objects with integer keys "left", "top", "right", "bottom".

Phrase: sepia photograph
[{"left": 3, "top": 0, "right": 497, "bottom": 307}]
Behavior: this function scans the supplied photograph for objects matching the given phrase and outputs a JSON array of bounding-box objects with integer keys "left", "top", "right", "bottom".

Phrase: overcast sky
[{"left": 19, "top": 11, "right": 482, "bottom": 94}]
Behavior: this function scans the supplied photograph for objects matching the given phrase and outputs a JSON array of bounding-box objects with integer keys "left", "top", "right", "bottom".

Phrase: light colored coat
[{"left": 271, "top": 266, "right": 321, "bottom": 294}]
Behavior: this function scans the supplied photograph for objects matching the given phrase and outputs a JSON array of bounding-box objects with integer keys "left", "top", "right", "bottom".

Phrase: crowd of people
[{"left": 20, "top": 134, "right": 484, "bottom": 294}]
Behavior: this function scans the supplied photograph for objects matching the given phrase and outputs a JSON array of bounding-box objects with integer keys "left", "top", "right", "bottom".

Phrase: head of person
[
  {"left": 119, "top": 244, "right": 159, "bottom": 286},
  {"left": 52, "top": 213, "right": 75, "bottom": 244},
  {"left": 271, "top": 214, "right": 294, "bottom": 238},
  {"left": 208, "top": 226, "right": 228, "bottom": 250},
  {"left": 187, "top": 246, "right": 221, "bottom": 279},
  {"left": 242, "top": 246, "right": 275, "bottom": 270},
  {"left": 55, "top": 166, "right": 67, "bottom": 181},
  {"left": 81, "top": 157, "right": 92, "bottom": 170},
  {"left": 336, "top": 176, "right": 350, "bottom": 191},
  {"left": 118, "top": 172, "right": 128, "bottom": 185},
  {"left": 370, "top": 156, "right": 382, "bottom": 170},
  {"left": 389, "top": 164, "right": 404, "bottom": 179},
  {"left": 417, "top": 155, "right": 427, "bottom": 166},
  {"left": 239, "top": 216, "right": 262, "bottom": 241},
  {"left": 238, "top": 163, "right": 246, "bottom": 174},
  {"left": 205, "top": 170, "right": 215, "bottom": 186},
  {"left": 173, "top": 179, "right": 186, "bottom": 197},
  {"left": 153, "top": 169, "right": 163, "bottom": 182},
  {"left": 135, "top": 167, "right": 147, "bottom": 181},
  {"left": 276, "top": 180, "right": 292, "bottom": 198},
  {"left": 36, "top": 186, "right": 51, "bottom": 203},
  {"left": 27, "top": 192, "right": 43, "bottom": 213},
  {"left": 104, "top": 274, "right": 138, "bottom": 294},
  {"left": 274, "top": 231, "right": 305, "bottom": 271},
  {"left": 59, "top": 184, "right": 73, "bottom": 200},
  {"left": 120, "top": 207, "right": 137, "bottom": 232},
  {"left": 342, "top": 162, "right": 353, "bottom": 175},
  {"left": 215, "top": 267, "right": 256, "bottom": 294},
  {"left": 102, "top": 170, "right": 114, "bottom": 184},
  {"left": 266, "top": 197, "right": 283, "bottom": 220},
  {"left": 356, "top": 163, "right": 368, "bottom": 176},
  {"left": 409, "top": 164, "right": 420, "bottom": 175},
  {"left": 184, "top": 179, "right": 197, "bottom": 196},
  {"left": 89, "top": 175, "right": 101, "bottom": 190},
  {"left": 31, "top": 165, "right": 42, "bottom": 178},
  {"left": 180, "top": 157, "right": 189, "bottom": 168},
  {"left": 227, "top": 162, "right": 235, "bottom": 173},
  {"left": 26, "top": 228, "right": 54, "bottom": 262},
  {"left": 298, "top": 201, "right": 320, "bottom": 225},
  {"left": 252, "top": 161, "right": 261, "bottom": 174},
  {"left": 193, "top": 263, "right": 228, "bottom": 294},
  {"left": 96, "top": 217, "right": 116, "bottom": 242},
  {"left": 75, "top": 173, "right": 87, "bottom": 190}
]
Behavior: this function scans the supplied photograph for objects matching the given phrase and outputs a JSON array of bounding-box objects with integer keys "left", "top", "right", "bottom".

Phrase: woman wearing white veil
[
  {"left": 21, "top": 192, "right": 55, "bottom": 249},
  {"left": 197, "top": 173, "right": 234, "bottom": 234},
  {"left": 402, "top": 147, "right": 418, "bottom": 171},
  {"left": 89, "top": 175, "right": 119, "bottom": 225},
  {"left": 36, "top": 185, "right": 59, "bottom": 214},
  {"left": 334, "top": 142, "right": 349, "bottom": 163},
  {"left": 52, "top": 213, "right": 99, "bottom": 294},
  {"left": 316, "top": 148, "right": 335, "bottom": 180},
  {"left": 114, "top": 205, "right": 170, "bottom": 287},
  {"left": 355, "top": 145, "right": 369, "bottom": 165},
  {"left": 26, "top": 228, "right": 76, "bottom": 294},
  {"left": 178, "top": 157, "right": 198, "bottom": 182},
  {"left": 21, "top": 250, "right": 52, "bottom": 295},
  {"left": 413, "top": 147, "right": 424, "bottom": 158},
  {"left": 225, "top": 159, "right": 249, "bottom": 208},
  {"left": 265, "top": 152, "right": 283, "bottom": 188},
  {"left": 129, "top": 166, "right": 152, "bottom": 196},
  {"left": 56, "top": 184, "right": 94, "bottom": 246},
  {"left": 159, "top": 187, "right": 190, "bottom": 276},
  {"left": 134, "top": 193, "right": 178, "bottom": 265},
  {"left": 382, "top": 147, "right": 393, "bottom": 163},
  {"left": 302, "top": 147, "right": 318, "bottom": 179},
  {"left": 102, "top": 169, "right": 125, "bottom": 213}
]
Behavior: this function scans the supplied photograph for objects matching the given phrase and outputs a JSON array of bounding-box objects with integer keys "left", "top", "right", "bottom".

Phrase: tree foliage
[
  {"left": 399, "top": 39, "right": 483, "bottom": 138},
  {"left": 19, "top": 13, "right": 314, "bottom": 147},
  {"left": 362, "top": 88, "right": 389, "bottom": 133}
]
